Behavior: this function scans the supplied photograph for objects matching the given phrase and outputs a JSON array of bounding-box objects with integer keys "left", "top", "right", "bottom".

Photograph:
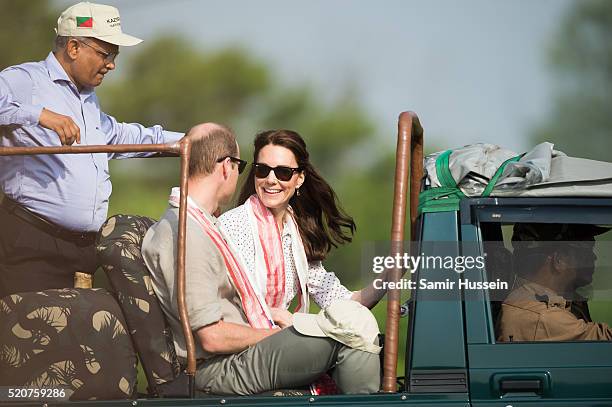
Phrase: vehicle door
[{"left": 461, "top": 198, "right": 612, "bottom": 407}]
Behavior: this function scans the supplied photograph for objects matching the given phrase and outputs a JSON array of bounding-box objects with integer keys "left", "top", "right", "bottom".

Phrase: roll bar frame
[
  {"left": 0, "top": 141, "right": 198, "bottom": 395},
  {"left": 381, "top": 111, "right": 423, "bottom": 392}
]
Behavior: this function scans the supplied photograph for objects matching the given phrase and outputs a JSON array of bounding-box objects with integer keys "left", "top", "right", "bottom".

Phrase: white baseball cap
[
  {"left": 56, "top": 2, "right": 143, "bottom": 46},
  {"left": 293, "top": 300, "right": 382, "bottom": 354}
]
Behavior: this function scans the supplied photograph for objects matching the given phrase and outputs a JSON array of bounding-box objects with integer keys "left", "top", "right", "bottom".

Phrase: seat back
[
  {"left": 97, "top": 214, "right": 187, "bottom": 397},
  {"left": 0, "top": 288, "right": 137, "bottom": 400},
  {"left": 483, "top": 242, "right": 515, "bottom": 325}
]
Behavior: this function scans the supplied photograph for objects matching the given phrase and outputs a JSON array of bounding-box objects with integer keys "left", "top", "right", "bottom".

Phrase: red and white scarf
[
  {"left": 246, "top": 195, "right": 309, "bottom": 313},
  {"left": 245, "top": 196, "right": 335, "bottom": 395},
  {"left": 169, "top": 188, "right": 274, "bottom": 329},
  {"left": 173, "top": 191, "right": 334, "bottom": 395}
]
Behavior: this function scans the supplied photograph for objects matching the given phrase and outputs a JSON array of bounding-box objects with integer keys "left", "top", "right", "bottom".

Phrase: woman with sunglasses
[{"left": 219, "top": 129, "right": 387, "bottom": 328}]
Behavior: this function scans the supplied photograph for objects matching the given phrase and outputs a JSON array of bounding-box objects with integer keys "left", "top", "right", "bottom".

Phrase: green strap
[
  {"left": 481, "top": 154, "right": 524, "bottom": 197},
  {"left": 435, "top": 150, "right": 457, "bottom": 188},
  {"left": 419, "top": 150, "right": 525, "bottom": 215},
  {"left": 418, "top": 150, "right": 466, "bottom": 215},
  {"left": 417, "top": 187, "right": 464, "bottom": 214}
]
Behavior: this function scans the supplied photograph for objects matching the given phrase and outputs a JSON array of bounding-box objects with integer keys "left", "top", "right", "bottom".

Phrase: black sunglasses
[
  {"left": 217, "top": 156, "right": 247, "bottom": 174},
  {"left": 253, "top": 163, "right": 302, "bottom": 182}
]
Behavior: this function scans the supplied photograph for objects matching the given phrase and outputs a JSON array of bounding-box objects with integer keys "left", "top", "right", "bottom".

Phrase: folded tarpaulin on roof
[
  {"left": 492, "top": 155, "right": 612, "bottom": 197},
  {"left": 420, "top": 142, "right": 612, "bottom": 214}
]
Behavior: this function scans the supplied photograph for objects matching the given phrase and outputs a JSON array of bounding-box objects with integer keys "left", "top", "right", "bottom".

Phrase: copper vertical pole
[
  {"left": 382, "top": 111, "right": 423, "bottom": 393},
  {"left": 176, "top": 139, "right": 197, "bottom": 389},
  {"left": 409, "top": 115, "right": 424, "bottom": 238}
]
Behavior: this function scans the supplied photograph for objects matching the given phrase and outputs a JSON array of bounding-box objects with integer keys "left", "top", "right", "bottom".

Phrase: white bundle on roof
[{"left": 424, "top": 142, "right": 612, "bottom": 198}]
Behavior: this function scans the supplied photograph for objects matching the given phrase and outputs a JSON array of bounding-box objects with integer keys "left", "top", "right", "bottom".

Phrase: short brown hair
[{"left": 187, "top": 124, "right": 237, "bottom": 177}]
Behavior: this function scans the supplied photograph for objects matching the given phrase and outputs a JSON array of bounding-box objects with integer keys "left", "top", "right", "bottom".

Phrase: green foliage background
[
  {"left": 531, "top": 0, "right": 612, "bottom": 162},
  {"left": 528, "top": 0, "right": 612, "bottom": 325}
]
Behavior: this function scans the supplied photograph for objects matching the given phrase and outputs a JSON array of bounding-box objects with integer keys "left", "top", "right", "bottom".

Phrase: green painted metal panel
[
  {"left": 468, "top": 342, "right": 612, "bottom": 368},
  {"left": 409, "top": 212, "right": 467, "bottom": 371},
  {"left": 459, "top": 224, "right": 492, "bottom": 345},
  {"left": 468, "top": 342, "right": 612, "bottom": 403}
]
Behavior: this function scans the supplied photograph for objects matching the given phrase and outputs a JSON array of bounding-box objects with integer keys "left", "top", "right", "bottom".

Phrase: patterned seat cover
[
  {"left": 96, "top": 214, "right": 183, "bottom": 396},
  {"left": 0, "top": 288, "right": 137, "bottom": 400}
]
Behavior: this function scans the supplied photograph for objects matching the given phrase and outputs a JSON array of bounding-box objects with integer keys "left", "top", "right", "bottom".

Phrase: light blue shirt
[{"left": 0, "top": 52, "right": 183, "bottom": 232}]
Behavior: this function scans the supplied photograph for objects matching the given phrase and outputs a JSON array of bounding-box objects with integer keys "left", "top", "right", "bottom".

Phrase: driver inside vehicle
[{"left": 496, "top": 223, "right": 612, "bottom": 342}]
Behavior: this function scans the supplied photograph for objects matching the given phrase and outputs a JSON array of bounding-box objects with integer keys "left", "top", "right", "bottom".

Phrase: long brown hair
[{"left": 237, "top": 129, "right": 355, "bottom": 261}]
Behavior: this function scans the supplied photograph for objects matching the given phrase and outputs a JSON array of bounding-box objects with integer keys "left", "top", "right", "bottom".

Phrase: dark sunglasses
[
  {"left": 217, "top": 156, "right": 247, "bottom": 174},
  {"left": 253, "top": 163, "right": 302, "bottom": 182}
]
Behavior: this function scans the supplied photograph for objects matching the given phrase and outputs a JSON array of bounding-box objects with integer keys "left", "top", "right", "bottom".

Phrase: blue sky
[{"left": 56, "top": 0, "right": 573, "bottom": 152}]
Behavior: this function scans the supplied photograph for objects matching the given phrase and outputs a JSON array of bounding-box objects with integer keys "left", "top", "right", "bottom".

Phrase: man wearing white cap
[{"left": 0, "top": 2, "right": 183, "bottom": 298}]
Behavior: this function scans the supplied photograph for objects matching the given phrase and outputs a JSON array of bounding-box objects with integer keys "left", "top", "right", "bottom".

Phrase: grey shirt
[{"left": 142, "top": 205, "right": 250, "bottom": 361}]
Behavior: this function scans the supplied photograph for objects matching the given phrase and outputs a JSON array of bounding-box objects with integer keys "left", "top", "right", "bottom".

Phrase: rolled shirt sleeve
[
  {"left": 143, "top": 212, "right": 228, "bottom": 360},
  {"left": 184, "top": 252, "right": 224, "bottom": 331},
  {"left": 180, "top": 219, "right": 225, "bottom": 330},
  {"left": 0, "top": 68, "right": 43, "bottom": 127},
  {"left": 100, "top": 111, "right": 183, "bottom": 159},
  {"left": 307, "top": 260, "right": 353, "bottom": 309}
]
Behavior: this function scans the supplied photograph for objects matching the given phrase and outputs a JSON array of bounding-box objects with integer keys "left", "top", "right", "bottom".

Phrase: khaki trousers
[{"left": 195, "top": 327, "right": 380, "bottom": 395}]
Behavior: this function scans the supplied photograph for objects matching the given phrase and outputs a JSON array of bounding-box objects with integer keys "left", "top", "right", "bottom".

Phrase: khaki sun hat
[
  {"left": 56, "top": 2, "right": 143, "bottom": 46},
  {"left": 293, "top": 299, "right": 382, "bottom": 354}
]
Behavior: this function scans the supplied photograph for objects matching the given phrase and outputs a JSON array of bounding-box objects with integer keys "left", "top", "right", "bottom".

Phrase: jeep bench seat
[
  {"left": 0, "top": 287, "right": 137, "bottom": 400},
  {"left": 96, "top": 214, "right": 187, "bottom": 397}
]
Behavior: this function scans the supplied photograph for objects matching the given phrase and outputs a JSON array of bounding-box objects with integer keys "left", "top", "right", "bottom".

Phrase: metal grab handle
[
  {"left": 500, "top": 379, "right": 542, "bottom": 394},
  {"left": 492, "top": 372, "right": 551, "bottom": 398},
  {"left": 381, "top": 111, "right": 424, "bottom": 393}
]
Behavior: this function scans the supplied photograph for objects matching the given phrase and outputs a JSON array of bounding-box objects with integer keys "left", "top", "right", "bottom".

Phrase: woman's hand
[{"left": 270, "top": 307, "right": 294, "bottom": 329}]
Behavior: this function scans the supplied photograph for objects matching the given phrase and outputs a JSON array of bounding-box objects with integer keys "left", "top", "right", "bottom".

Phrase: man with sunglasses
[
  {"left": 496, "top": 223, "right": 612, "bottom": 342},
  {"left": 0, "top": 2, "right": 183, "bottom": 298}
]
